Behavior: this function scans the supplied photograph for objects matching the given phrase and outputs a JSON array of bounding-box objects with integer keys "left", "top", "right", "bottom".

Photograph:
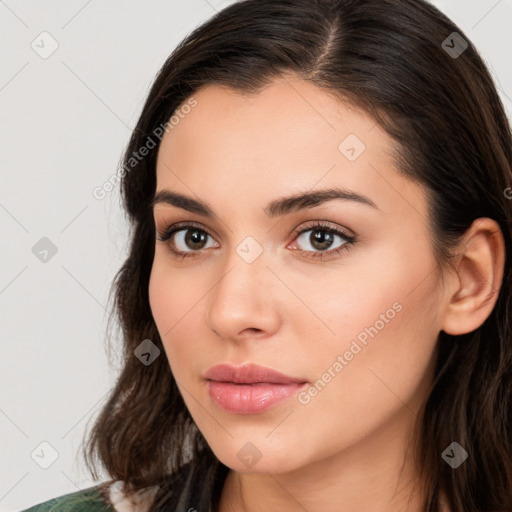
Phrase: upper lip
[{"left": 204, "top": 363, "right": 306, "bottom": 385}]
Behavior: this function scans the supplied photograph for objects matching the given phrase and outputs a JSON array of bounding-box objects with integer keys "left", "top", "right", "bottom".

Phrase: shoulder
[
  {"left": 21, "top": 457, "right": 229, "bottom": 512},
  {"left": 20, "top": 484, "right": 115, "bottom": 512}
]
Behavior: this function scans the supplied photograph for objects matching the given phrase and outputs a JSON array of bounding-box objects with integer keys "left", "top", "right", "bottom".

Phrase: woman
[{"left": 22, "top": 0, "right": 512, "bottom": 510}]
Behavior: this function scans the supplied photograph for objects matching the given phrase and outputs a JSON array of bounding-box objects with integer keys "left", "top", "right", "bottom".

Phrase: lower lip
[{"left": 207, "top": 381, "right": 307, "bottom": 414}]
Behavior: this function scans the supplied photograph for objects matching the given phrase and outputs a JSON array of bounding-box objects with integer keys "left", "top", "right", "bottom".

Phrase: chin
[{"left": 211, "top": 438, "right": 305, "bottom": 474}]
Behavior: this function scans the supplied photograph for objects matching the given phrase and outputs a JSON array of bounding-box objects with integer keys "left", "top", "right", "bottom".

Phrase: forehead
[
  {"left": 157, "top": 78, "right": 387, "bottom": 176},
  {"left": 161, "top": 78, "right": 379, "bottom": 145},
  {"left": 154, "top": 78, "right": 426, "bottom": 224}
]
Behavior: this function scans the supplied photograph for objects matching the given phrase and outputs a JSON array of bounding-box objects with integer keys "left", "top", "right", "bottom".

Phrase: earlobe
[{"left": 441, "top": 218, "right": 505, "bottom": 336}]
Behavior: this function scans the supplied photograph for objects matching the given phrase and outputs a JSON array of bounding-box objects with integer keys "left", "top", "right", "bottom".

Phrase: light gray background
[{"left": 1, "top": 1, "right": 511, "bottom": 511}]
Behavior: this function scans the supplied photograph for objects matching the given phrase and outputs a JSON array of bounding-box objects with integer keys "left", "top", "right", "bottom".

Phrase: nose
[{"left": 205, "top": 244, "right": 281, "bottom": 343}]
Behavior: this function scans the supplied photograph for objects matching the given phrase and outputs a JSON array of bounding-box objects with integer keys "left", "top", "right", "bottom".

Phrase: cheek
[
  {"left": 148, "top": 265, "right": 213, "bottom": 426},
  {"left": 282, "top": 251, "right": 416, "bottom": 362},
  {"left": 301, "top": 262, "right": 439, "bottom": 416},
  {"left": 148, "top": 258, "right": 208, "bottom": 376},
  {"left": 148, "top": 253, "right": 204, "bottom": 329},
  {"left": 294, "top": 238, "right": 441, "bottom": 397}
]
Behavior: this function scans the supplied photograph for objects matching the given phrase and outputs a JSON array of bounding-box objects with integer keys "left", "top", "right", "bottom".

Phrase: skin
[{"left": 148, "top": 76, "right": 505, "bottom": 512}]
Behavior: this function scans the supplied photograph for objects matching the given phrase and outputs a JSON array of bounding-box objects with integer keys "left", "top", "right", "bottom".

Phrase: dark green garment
[
  {"left": 20, "top": 485, "right": 114, "bottom": 512},
  {"left": 21, "top": 460, "right": 230, "bottom": 512}
]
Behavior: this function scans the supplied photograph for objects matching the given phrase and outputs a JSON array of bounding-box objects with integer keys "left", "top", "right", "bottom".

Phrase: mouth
[{"left": 204, "top": 363, "right": 308, "bottom": 414}]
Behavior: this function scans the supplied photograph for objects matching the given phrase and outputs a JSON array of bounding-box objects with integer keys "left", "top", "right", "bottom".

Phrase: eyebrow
[{"left": 151, "top": 186, "right": 378, "bottom": 218}]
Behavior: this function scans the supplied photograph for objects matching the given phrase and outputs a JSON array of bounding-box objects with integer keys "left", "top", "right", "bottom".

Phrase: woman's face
[{"left": 149, "top": 76, "right": 448, "bottom": 474}]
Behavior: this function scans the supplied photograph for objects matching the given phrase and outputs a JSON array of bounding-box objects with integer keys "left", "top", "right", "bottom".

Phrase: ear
[{"left": 441, "top": 217, "right": 506, "bottom": 336}]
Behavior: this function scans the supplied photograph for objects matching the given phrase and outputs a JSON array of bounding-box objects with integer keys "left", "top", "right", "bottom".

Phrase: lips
[
  {"left": 204, "top": 363, "right": 306, "bottom": 385},
  {"left": 204, "top": 364, "right": 308, "bottom": 414}
]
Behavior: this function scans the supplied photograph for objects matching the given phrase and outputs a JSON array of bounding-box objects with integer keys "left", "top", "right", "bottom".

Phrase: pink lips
[{"left": 204, "top": 364, "right": 308, "bottom": 414}]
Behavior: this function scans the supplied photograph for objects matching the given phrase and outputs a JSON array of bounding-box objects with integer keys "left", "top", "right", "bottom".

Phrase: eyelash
[{"left": 155, "top": 220, "right": 356, "bottom": 261}]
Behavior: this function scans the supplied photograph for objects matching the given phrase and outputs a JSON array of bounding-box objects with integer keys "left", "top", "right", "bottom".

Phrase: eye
[
  {"left": 156, "top": 221, "right": 218, "bottom": 259},
  {"left": 289, "top": 220, "right": 356, "bottom": 260}
]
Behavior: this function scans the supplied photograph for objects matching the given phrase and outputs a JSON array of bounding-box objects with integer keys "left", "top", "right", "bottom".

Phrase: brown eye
[
  {"left": 290, "top": 221, "right": 356, "bottom": 260},
  {"left": 156, "top": 222, "right": 218, "bottom": 258}
]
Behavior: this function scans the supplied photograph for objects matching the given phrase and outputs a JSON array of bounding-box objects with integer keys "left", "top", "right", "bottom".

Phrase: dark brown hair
[{"left": 83, "top": 1, "right": 512, "bottom": 510}]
